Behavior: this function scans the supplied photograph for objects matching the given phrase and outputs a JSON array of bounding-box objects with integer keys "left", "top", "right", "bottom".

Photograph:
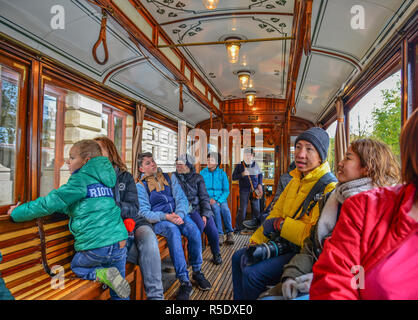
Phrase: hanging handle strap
[{"left": 92, "top": 9, "right": 109, "bottom": 65}]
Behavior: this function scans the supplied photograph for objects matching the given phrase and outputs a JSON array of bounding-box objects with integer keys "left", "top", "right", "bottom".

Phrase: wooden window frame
[
  {"left": 0, "top": 52, "right": 29, "bottom": 214},
  {"left": 103, "top": 105, "right": 127, "bottom": 162}
]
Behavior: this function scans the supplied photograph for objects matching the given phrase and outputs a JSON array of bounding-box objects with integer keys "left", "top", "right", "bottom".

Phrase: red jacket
[{"left": 310, "top": 183, "right": 418, "bottom": 300}]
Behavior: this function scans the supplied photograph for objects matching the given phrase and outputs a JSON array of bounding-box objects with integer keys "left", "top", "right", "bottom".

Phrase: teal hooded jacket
[
  {"left": 0, "top": 252, "right": 14, "bottom": 300},
  {"left": 11, "top": 156, "right": 128, "bottom": 252}
]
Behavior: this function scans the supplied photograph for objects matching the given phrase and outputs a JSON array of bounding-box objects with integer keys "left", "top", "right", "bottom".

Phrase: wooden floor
[{"left": 164, "top": 233, "right": 251, "bottom": 300}]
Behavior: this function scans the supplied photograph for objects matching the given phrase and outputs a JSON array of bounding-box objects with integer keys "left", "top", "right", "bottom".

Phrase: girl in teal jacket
[{"left": 8, "top": 140, "right": 130, "bottom": 299}]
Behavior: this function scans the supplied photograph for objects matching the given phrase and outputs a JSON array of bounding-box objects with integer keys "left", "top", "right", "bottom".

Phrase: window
[
  {"left": 348, "top": 70, "right": 401, "bottom": 160},
  {"left": 0, "top": 59, "right": 28, "bottom": 209},
  {"left": 289, "top": 136, "right": 297, "bottom": 164},
  {"left": 39, "top": 83, "right": 134, "bottom": 196},
  {"left": 326, "top": 121, "right": 337, "bottom": 173},
  {"left": 142, "top": 120, "right": 178, "bottom": 173}
]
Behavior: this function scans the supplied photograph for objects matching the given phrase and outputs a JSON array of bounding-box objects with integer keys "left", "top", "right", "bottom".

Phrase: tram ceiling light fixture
[
  {"left": 203, "top": 0, "right": 219, "bottom": 10},
  {"left": 253, "top": 127, "right": 260, "bottom": 134},
  {"left": 225, "top": 36, "right": 241, "bottom": 64},
  {"left": 234, "top": 70, "right": 254, "bottom": 91},
  {"left": 245, "top": 89, "right": 257, "bottom": 107}
]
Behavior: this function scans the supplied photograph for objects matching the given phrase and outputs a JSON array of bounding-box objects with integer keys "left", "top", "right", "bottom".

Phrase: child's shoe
[{"left": 96, "top": 267, "right": 131, "bottom": 299}]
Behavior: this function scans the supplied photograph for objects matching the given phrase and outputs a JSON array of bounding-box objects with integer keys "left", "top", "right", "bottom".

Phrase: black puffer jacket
[
  {"left": 113, "top": 167, "right": 150, "bottom": 229},
  {"left": 175, "top": 171, "right": 213, "bottom": 219}
]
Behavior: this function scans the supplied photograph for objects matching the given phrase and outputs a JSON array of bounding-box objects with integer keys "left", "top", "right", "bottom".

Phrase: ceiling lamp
[
  {"left": 203, "top": 0, "right": 219, "bottom": 10},
  {"left": 225, "top": 37, "right": 241, "bottom": 64},
  {"left": 237, "top": 70, "right": 251, "bottom": 90},
  {"left": 253, "top": 127, "right": 260, "bottom": 134},
  {"left": 245, "top": 89, "right": 256, "bottom": 107}
]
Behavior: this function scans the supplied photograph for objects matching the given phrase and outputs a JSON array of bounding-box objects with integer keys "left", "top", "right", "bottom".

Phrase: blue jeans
[
  {"left": 236, "top": 191, "right": 260, "bottom": 231},
  {"left": 232, "top": 247, "right": 296, "bottom": 300},
  {"left": 127, "top": 225, "right": 164, "bottom": 300},
  {"left": 211, "top": 202, "right": 234, "bottom": 235},
  {"left": 189, "top": 210, "right": 220, "bottom": 256},
  {"left": 71, "top": 241, "right": 128, "bottom": 300},
  {"left": 153, "top": 215, "right": 202, "bottom": 283}
]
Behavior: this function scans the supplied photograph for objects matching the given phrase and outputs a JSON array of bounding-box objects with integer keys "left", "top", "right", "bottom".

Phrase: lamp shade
[
  {"left": 238, "top": 71, "right": 251, "bottom": 90},
  {"left": 225, "top": 40, "right": 241, "bottom": 64},
  {"left": 203, "top": 0, "right": 219, "bottom": 10},
  {"left": 246, "top": 90, "right": 256, "bottom": 107}
]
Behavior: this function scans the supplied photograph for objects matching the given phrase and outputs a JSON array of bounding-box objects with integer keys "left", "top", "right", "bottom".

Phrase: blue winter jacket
[
  {"left": 200, "top": 166, "right": 230, "bottom": 204},
  {"left": 136, "top": 172, "right": 189, "bottom": 223}
]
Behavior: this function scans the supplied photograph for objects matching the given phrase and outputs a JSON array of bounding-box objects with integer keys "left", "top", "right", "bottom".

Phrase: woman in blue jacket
[{"left": 200, "top": 152, "right": 234, "bottom": 245}]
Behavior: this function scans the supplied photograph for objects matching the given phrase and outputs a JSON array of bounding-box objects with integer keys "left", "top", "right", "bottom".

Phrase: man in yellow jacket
[{"left": 232, "top": 127, "right": 337, "bottom": 300}]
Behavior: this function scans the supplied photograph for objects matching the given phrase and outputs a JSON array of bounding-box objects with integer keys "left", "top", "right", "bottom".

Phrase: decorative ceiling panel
[{"left": 142, "top": 0, "right": 295, "bottom": 100}]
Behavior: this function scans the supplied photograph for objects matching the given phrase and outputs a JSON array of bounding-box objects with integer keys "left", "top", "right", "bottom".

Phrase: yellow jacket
[{"left": 250, "top": 162, "right": 337, "bottom": 247}]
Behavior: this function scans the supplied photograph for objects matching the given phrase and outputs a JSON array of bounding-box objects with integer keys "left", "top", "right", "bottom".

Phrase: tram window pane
[
  {"left": 125, "top": 114, "right": 134, "bottom": 172},
  {"left": 40, "top": 94, "right": 58, "bottom": 197},
  {"left": 142, "top": 120, "right": 177, "bottom": 173},
  {"left": 113, "top": 115, "right": 123, "bottom": 156},
  {"left": 289, "top": 136, "right": 297, "bottom": 164},
  {"left": 39, "top": 84, "right": 132, "bottom": 195},
  {"left": 349, "top": 70, "right": 401, "bottom": 160},
  {"left": 326, "top": 121, "right": 337, "bottom": 174},
  {"left": 0, "top": 65, "right": 19, "bottom": 205}
]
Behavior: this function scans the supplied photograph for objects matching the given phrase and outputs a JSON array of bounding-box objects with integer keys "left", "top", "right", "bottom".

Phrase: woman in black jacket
[
  {"left": 175, "top": 154, "right": 222, "bottom": 265},
  {"left": 95, "top": 137, "right": 164, "bottom": 300}
]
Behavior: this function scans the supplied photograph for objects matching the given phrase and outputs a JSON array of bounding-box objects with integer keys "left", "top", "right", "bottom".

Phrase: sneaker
[
  {"left": 213, "top": 253, "right": 222, "bottom": 265},
  {"left": 176, "top": 281, "right": 192, "bottom": 300},
  {"left": 192, "top": 271, "right": 212, "bottom": 291},
  {"left": 219, "top": 234, "right": 225, "bottom": 246},
  {"left": 96, "top": 267, "right": 131, "bottom": 299},
  {"left": 243, "top": 219, "right": 258, "bottom": 230},
  {"left": 225, "top": 232, "right": 235, "bottom": 245}
]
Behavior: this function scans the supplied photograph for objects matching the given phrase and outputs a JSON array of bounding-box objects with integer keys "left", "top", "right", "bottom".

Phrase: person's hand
[
  {"left": 282, "top": 278, "right": 298, "bottom": 300},
  {"left": 166, "top": 213, "right": 184, "bottom": 225},
  {"left": 242, "top": 169, "right": 250, "bottom": 176},
  {"left": 210, "top": 198, "right": 216, "bottom": 205},
  {"left": 257, "top": 185, "right": 263, "bottom": 197},
  {"left": 7, "top": 202, "right": 20, "bottom": 216},
  {"left": 294, "top": 273, "right": 313, "bottom": 293},
  {"left": 262, "top": 217, "right": 284, "bottom": 238},
  {"left": 202, "top": 216, "right": 207, "bottom": 227}
]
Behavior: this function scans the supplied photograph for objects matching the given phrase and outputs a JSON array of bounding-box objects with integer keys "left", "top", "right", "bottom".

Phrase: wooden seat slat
[{"left": 0, "top": 239, "right": 41, "bottom": 255}]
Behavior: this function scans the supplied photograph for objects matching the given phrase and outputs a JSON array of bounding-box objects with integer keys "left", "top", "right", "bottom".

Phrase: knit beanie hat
[
  {"left": 176, "top": 154, "right": 196, "bottom": 173},
  {"left": 295, "top": 127, "right": 330, "bottom": 162}
]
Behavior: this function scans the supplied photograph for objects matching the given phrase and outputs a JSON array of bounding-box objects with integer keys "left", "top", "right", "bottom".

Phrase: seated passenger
[
  {"left": 259, "top": 139, "right": 400, "bottom": 300},
  {"left": 94, "top": 137, "right": 164, "bottom": 300},
  {"left": 7, "top": 140, "right": 130, "bottom": 299},
  {"left": 136, "top": 152, "right": 211, "bottom": 300},
  {"left": 258, "top": 161, "right": 296, "bottom": 226},
  {"left": 232, "top": 148, "right": 263, "bottom": 232},
  {"left": 174, "top": 154, "right": 222, "bottom": 265},
  {"left": 0, "top": 251, "right": 14, "bottom": 300},
  {"left": 200, "top": 152, "right": 235, "bottom": 246},
  {"left": 310, "top": 109, "right": 418, "bottom": 300},
  {"left": 232, "top": 127, "right": 337, "bottom": 300}
]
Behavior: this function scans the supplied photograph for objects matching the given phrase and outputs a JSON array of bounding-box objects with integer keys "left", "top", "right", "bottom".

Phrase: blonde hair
[
  {"left": 72, "top": 140, "right": 102, "bottom": 159},
  {"left": 350, "top": 139, "right": 400, "bottom": 187}
]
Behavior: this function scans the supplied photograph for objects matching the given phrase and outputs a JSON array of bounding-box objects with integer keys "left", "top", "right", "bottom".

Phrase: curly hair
[{"left": 350, "top": 139, "right": 400, "bottom": 187}]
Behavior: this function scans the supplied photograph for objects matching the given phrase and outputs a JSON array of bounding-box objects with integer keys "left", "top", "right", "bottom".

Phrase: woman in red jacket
[{"left": 310, "top": 109, "right": 418, "bottom": 300}]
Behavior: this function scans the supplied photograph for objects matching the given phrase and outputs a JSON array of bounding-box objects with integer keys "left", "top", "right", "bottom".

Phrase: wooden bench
[{"left": 0, "top": 214, "right": 187, "bottom": 300}]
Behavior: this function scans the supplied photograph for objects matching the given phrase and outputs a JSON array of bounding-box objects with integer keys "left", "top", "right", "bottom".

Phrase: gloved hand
[
  {"left": 282, "top": 278, "right": 298, "bottom": 300},
  {"left": 294, "top": 273, "right": 313, "bottom": 293},
  {"left": 240, "top": 245, "right": 258, "bottom": 268},
  {"left": 263, "top": 217, "right": 284, "bottom": 238}
]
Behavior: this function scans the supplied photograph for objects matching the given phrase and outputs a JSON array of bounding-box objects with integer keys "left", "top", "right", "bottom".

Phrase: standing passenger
[
  {"left": 232, "top": 148, "right": 263, "bottom": 233},
  {"left": 136, "top": 152, "right": 211, "bottom": 300},
  {"left": 8, "top": 140, "right": 130, "bottom": 299},
  {"left": 310, "top": 109, "right": 418, "bottom": 300},
  {"left": 94, "top": 137, "right": 164, "bottom": 300},
  {"left": 200, "top": 152, "right": 235, "bottom": 246}
]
